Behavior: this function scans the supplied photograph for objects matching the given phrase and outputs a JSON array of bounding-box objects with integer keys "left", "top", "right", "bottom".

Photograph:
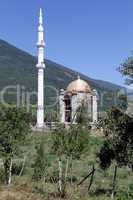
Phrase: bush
[{"left": 116, "top": 185, "right": 133, "bottom": 200}]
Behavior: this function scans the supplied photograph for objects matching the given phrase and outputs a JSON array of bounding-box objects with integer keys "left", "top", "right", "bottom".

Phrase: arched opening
[{"left": 64, "top": 95, "right": 71, "bottom": 122}]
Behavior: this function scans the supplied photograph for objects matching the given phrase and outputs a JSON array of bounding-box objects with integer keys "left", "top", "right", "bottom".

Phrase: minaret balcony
[
  {"left": 36, "top": 63, "right": 45, "bottom": 69},
  {"left": 37, "top": 42, "right": 45, "bottom": 48}
]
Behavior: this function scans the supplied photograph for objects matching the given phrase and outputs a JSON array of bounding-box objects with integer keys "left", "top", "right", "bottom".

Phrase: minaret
[{"left": 36, "top": 8, "right": 45, "bottom": 129}]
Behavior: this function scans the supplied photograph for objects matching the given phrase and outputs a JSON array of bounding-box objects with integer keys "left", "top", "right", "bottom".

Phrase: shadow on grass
[{"left": 89, "top": 188, "right": 113, "bottom": 197}]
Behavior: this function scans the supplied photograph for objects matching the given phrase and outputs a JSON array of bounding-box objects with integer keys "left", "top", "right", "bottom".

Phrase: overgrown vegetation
[
  {"left": 0, "top": 106, "right": 31, "bottom": 185},
  {"left": 97, "top": 107, "right": 133, "bottom": 198},
  {"left": 0, "top": 106, "right": 132, "bottom": 200},
  {"left": 51, "top": 124, "right": 89, "bottom": 197}
]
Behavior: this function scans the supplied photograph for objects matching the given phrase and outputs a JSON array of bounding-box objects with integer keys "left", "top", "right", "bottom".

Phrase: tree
[
  {"left": 98, "top": 140, "right": 115, "bottom": 170},
  {"left": 119, "top": 54, "right": 133, "bottom": 85},
  {"left": 33, "top": 141, "right": 48, "bottom": 181},
  {"left": 97, "top": 107, "right": 133, "bottom": 198},
  {"left": 75, "top": 101, "right": 91, "bottom": 128},
  {"left": 51, "top": 124, "right": 89, "bottom": 197},
  {"left": 117, "top": 93, "right": 127, "bottom": 111},
  {"left": 0, "top": 106, "right": 31, "bottom": 184}
]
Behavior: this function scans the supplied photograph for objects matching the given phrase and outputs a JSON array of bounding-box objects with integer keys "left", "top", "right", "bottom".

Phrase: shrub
[{"left": 116, "top": 185, "right": 133, "bottom": 200}]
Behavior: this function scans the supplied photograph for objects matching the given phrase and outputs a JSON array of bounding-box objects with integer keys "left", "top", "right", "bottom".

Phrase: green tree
[
  {"left": 0, "top": 106, "right": 31, "bottom": 184},
  {"left": 76, "top": 101, "right": 91, "bottom": 128},
  {"left": 51, "top": 124, "right": 89, "bottom": 197},
  {"left": 33, "top": 141, "right": 48, "bottom": 181},
  {"left": 119, "top": 54, "right": 133, "bottom": 85},
  {"left": 98, "top": 107, "right": 133, "bottom": 198}
]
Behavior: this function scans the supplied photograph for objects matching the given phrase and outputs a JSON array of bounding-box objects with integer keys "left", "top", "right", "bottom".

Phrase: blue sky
[{"left": 0, "top": 0, "right": 132, "bottom": 86}]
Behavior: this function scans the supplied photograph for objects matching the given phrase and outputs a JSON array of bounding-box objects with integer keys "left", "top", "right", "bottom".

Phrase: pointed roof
[{"left": 39, "top": 8, "right": 43, "bottom": 25}]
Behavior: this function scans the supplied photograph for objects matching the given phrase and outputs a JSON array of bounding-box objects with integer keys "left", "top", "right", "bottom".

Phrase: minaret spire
[
  {"left": 36, "top": 8, "right": 45, "bottom": 129},
  {"left": 39, "top": 8, "right": 43, "bottom": 25}
]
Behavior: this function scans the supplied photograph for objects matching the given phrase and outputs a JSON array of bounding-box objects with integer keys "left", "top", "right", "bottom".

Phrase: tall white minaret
[{"left": 36, "top": 8, "right": 45, "bottom": 129}]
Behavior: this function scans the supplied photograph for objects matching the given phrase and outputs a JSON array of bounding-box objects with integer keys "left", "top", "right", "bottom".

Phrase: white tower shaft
[{"left": 36, "top": 8, "right": 45, "bottom": 129}]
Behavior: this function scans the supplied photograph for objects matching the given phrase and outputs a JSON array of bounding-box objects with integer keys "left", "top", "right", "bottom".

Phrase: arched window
[{"left": 64, "top": 95, "right": 71, "bottom": 122}]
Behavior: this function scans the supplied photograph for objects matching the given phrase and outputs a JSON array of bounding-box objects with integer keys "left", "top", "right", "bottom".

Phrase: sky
[{"left": 0, "top": 0, "right": 132, "bottom": 87}]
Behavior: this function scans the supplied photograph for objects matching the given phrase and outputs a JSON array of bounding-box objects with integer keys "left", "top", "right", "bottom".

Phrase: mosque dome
[{"left": 66, "top": 76, "right": 92, "bottom": 94}]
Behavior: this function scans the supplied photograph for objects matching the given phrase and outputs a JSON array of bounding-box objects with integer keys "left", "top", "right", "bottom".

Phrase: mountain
[{"left": 0, "top": 39, "right": 126, "bottom": 111}]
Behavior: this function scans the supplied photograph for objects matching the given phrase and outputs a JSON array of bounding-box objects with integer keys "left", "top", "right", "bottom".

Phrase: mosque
[
  {"left": 36, "top": 9, "right": 98, "bottom": 130},
  {"left": 59, "top": 76, "right": 98, "bottom": 124}
]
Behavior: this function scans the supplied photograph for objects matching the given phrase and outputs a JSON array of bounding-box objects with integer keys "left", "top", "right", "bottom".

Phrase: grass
[{"left": 0, "top": 131, "right": 132, "bottom": 200}]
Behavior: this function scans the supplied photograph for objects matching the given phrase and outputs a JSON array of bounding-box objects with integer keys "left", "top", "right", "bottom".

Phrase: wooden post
[
  {"left": 88, "top": 164, "right": 95, "bottom": 192},
  {"left": 58, "top": 158, "right": 63, "bottom": 194},
  {"left": 111, "top": 165, "right": 117, "bottom": 199},
  {"left": 8, "top": 158, "right": 13, "bottom": 185}
]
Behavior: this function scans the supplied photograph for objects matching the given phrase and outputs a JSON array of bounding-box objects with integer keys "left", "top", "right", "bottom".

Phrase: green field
[{"left": 0, "top": 131, "right": 132, "bottom": 200}]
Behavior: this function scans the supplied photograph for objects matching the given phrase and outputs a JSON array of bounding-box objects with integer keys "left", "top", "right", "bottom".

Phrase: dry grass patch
[{"left": 0, "top": 185, "right": 42, "bottom": 200}]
